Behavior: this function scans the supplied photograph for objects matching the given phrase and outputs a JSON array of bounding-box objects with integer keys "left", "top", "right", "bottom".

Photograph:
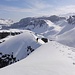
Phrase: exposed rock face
[{"left": 67, "top": 15, "right": 75, "bottom": 24}]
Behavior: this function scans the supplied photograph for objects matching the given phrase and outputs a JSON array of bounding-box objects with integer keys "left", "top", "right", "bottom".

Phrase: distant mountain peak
[{"left": 0, "top": 18, "right": 13, "bottom": 25}]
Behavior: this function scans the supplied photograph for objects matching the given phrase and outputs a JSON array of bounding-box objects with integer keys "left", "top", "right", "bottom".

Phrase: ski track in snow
[
  {"left": 14, "top": 41, "right": 26, "bottom": 57},
  {"left": 51, "top": 41, "right": 75, "bottom": 64}
]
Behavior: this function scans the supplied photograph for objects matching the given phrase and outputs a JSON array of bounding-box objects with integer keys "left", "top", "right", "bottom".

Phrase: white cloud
[
  {"left": 33, "top": 5, "right": 75, "bottom": 16},
  {"left": 53, "top": 5, "right": 75, "bottom": 15},
  {"left": 0, "top": 5, "right": 36, "bottom": 13},
  {"left": 5, "top": 0, "right": 18, "bottom": 1},
  {"left": 1, "top": 0, "right": 75, "bottom": 19},
  {"left": 0, "top": 0, "right": 53, "bottom": 14},
  {"left": 27, "top": 0, "right": 52, "bottom": 10}
]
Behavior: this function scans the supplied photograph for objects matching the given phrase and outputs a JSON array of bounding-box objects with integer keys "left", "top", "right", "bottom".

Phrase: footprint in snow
[
  {"left": 68, "top": 53, "right": 71, "bottom": 55},
  {"left": 68, "top": 48, "right": 71, "bottom": 50},
  {"left": 72, "top": 49, "right": 75, "bottom": 52},
  {"left": 73, "top": 62, "right": 75, "bottom": 65},
  {"left": 68, "top": 56, "right": 72, "bottom": 59},
  {"left": 59, "top": 50, "right": 61, "bottom": 51},
  {"left": 61, "top": 50, "right": 64, "bottom": 52}
]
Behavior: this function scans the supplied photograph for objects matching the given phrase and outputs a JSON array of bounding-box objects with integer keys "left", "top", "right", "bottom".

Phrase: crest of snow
[{"left": 0, "top": 30, "right": 41, "bottom": 60}]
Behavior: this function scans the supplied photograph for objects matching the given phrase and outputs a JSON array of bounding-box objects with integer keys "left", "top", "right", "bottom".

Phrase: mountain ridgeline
[
  {"left": 9, "top": 15, "right": 66, "bottom": 29},
  {"left": 1, "top": 15, "right": 75, "bottom": 30}
]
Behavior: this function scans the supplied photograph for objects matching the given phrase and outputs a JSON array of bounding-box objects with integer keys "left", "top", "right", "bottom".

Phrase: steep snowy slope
[
  {"left": 25, "top": 20, "right": 62, "bottom": 38},
  {"left": 45, "top": 20, "right": 61, "bottom": 31},
  {"left": 56, "top": 15, "right": 75, "bottom": 35},
  {"left": 55, "top": 19, "right": 67, "bottom": 27},
  {"left": 47, "top": 19, "right": 75, "bottom": 40},
  {"left": 0, "top": 30, "right": 41, "bottom": 60},
  {"left": 28, "top": 20, "right": 62, "bottom": 38},
  {"left": 57, "top": 27, "right": 75, "bottom": 47},
  {"left": 42, "top": 20, "right": 62, "bottom": 37},
  {"left": 0, "top": 41, "right": 75, "bottom": 75},
  {"left": 25, "top": 20, "right": 48, "bottom": 34},
  {"left": 57, "top": 23, "right": 75, "bottom": 35}
]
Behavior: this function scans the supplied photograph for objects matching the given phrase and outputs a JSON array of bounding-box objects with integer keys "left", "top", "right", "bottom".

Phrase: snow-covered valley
[{"left": 0, "top": 15, "right": 75, "bottom": 75}]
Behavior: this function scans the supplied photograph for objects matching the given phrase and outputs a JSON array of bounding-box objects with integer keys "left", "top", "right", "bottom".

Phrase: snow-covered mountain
[
  {"left": 0, "top": 19, "right": 13, "bottom": 29},
  {"left": 8, "top": 15, "right": 66, "bottom": 39},
  {"left": 0, "top": 14, "right": 75, "bottom": 75},
  {"left": 53, "top": 15, "right": 75, "bottom": 48},
  {"left": 10, "top": 15, "right": 65, "bottom": 29},
  {"left": 0, "top": 19, "right": 13, "bottom": 25}
]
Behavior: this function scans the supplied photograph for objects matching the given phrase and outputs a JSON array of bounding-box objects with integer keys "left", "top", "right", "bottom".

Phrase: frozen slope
[
  {"left": 0, "top": 41, "right": 75, "bottom": 75},
  {"left": 26, "top": 20, "right": 62, "bottom": 37},
  {"left": 45, "top": 20, "right": 61, "bottom": 31},
  {"left": 0, "top": 30, "right": 41, "bottom": 60},
  {"left": 47, "top": 20, "right": 75, "bottom": 41},
  {"left": 40, "top": 20, "right": 62, "bottom": 37},
  {"left": 57, "top": 27, "right": 75, "bottom": 47},
  {"left": 55, "top": 20, "right": 67, "bottom": 27},
  {"left": 57, "top": 23, "right": 75, "bottom": 35}
]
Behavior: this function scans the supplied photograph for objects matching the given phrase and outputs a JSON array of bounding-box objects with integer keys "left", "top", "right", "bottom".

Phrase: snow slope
[
  {"left": 42, "top": 20, "right": 62, "bottom": 37},
  {"left": 57, "top": 27, "right": 75, "bottom": 48},
  {"left": 46, "top": 19, "right": 75, "bottom": 41},
  {"left": 27, "top": 20, "right": 61, "bottom": 33},
  {"left": 0, "top": 15, "right": 75, "bottom": 74},
  {"left": 57, "top": 24, "right": 75, "bottom": 35},
  {"left": 0, "top": 30, "right": 41, "bottom": 60},
  {"left": 0, "top": 41, "right": 75, "bottom": 75},
  {"left": 45, "top": 20, "right": 61, "bottom": 31},
  {"left": 55, "top": 19, "right": 67, "bottom": 27}
]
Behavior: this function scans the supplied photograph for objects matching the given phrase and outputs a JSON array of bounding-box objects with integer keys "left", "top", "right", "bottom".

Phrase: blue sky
[{"left": 0, "top": 0, "right": 75, "bottom": 22}]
